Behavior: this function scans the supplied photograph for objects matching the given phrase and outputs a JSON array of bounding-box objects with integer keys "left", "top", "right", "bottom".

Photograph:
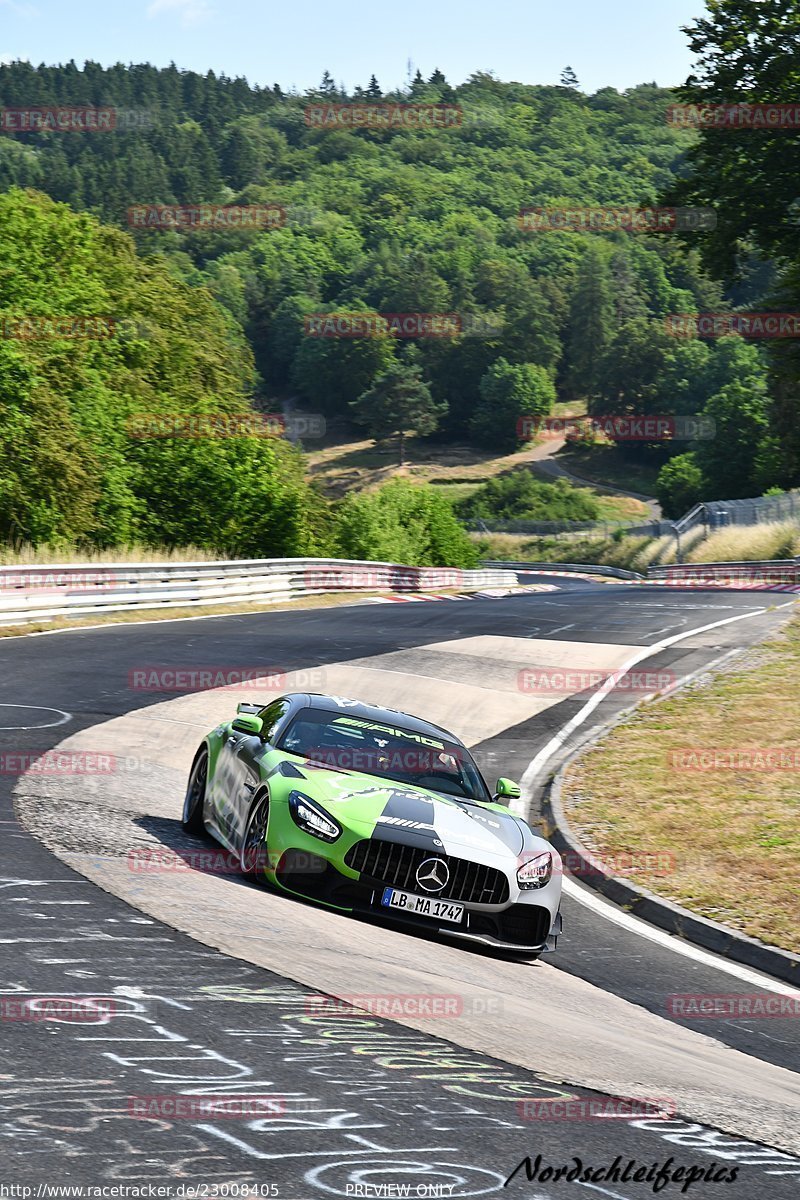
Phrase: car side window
[{"left": 258, "top": 699, "right": 290, "bottom": 744}]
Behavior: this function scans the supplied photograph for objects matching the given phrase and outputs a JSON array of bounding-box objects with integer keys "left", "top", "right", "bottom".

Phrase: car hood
[{"left": 282, "top": 761, "right": 528, "bottom": 859}]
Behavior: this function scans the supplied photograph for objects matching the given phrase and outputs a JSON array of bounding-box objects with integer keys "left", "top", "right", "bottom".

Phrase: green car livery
[{"left": 182, "top": 692, "right": 562, "bottom": 957}]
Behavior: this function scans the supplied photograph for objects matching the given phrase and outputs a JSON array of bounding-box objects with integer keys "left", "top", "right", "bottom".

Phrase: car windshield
[{"left": 278, "top": 708, "right": 491, "bottom": 802}]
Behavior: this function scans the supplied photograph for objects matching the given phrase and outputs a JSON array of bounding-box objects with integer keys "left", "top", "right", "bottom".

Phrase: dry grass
[
  {"left": 630, "top": 526, "right": 708, "bottom": 570},
  {"left": 0, "top": 543, "right": 218, "bottom": 566},
  {"left": 561, "top": 612, "right": 800, "bottom": 953},
  {"left": 555, "top": 443, "right": 662, "bottom": 497},
  {"left": 686, "top": 522, "right": 800, "bottom": 564},
  {"left": 306, "top": 434, "right": 649, "bottom": 520}
]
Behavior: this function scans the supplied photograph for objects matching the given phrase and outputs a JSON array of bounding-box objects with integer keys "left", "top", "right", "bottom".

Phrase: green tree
[
  {"left": 350, "top": 348, "right": 447, "bottom": 466},
  {"left": 470, "top": 358, "right": 556, "bottom": 452},
  {"left": 290, "top": 313, "right": 397, "bottom": 413},
  {"left": 656, "top": 453, "right": 705, "bottom": 519},
  {"left": 694, "top": 378, "right": 770, "bottom": 498},
  {"left": 564, "top": 245, "right": 615, "bottom": 400},
  {"left": 0, "top": 345, "right": 99, "bottom": 545}
]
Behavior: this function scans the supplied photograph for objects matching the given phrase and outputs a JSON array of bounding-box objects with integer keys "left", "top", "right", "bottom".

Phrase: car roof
[{"left": 283, "top": 692, "right": 465, "bottom": 747}]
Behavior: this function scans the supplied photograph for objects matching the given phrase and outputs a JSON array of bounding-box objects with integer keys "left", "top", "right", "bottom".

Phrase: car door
[
  {"left": 212, "top": 724, "right": 255, "bottom": 844},
  {"left": 228, "top": 698, "right": 293, "bottom": 845}
]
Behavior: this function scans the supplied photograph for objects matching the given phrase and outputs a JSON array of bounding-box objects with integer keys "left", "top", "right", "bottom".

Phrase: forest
[{"left": 0, "top": 0, "right": 795, "bottom": 559}]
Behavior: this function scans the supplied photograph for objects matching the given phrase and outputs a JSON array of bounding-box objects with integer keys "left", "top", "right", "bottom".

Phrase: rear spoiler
[{"left": 236, "top": 702, "right": 261, "bottom": 715}]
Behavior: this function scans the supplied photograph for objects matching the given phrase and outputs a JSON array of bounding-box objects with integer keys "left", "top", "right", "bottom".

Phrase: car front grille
[{"left": 345, "top": 838, "right": 509, "bottom": 905}]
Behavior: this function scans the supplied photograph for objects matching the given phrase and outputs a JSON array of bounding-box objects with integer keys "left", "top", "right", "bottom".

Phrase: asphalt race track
[{"left": 2, "top": 577, "right": 800, "bottom": 1198}]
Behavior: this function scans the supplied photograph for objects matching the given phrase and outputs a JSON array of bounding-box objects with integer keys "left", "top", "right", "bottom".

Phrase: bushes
[
  {"left": 335, "top": 479, "right": 478, "bottom": 567},
  {"left": 457, "top": 471, "right": 600, "bottom": 522}
]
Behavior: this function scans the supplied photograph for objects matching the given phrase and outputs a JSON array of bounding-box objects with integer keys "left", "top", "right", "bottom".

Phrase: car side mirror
[
  {"left": 232, "top": 714, "right": 264, "bottom": 737},
  {"left": 495, "top": 777, "right": 521, "bottom": 801}
]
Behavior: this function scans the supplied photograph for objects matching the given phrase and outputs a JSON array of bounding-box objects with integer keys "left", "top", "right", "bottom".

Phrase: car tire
[
  {"left": 182, "top": 747, "right": 209, "bottom": 834},
  {"left": 240, "top": 789, "right": 271, "bottom": 877}
]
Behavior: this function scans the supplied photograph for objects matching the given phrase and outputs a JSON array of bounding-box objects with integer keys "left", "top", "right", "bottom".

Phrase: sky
[{"left": 0, "top": 0, "right": 708, "bottom": 94}]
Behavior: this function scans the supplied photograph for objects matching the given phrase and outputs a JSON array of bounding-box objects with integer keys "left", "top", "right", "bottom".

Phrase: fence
[
  {"left": 0, "top": 559, "right": 517, "bottom": 627},
  {"left": 674, "top": 491, "right": 800, "bottom": 536},
  {"left": 472, "top": 489, "right": 800, "bottom": 557},
  {"left": 466, "top": 517, "right": 672, "bottom": 537}
]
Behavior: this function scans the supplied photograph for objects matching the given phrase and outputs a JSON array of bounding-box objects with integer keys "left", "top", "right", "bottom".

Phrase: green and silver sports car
[{"left": 182, "top": 692, "right": 562, "bottom": 958}]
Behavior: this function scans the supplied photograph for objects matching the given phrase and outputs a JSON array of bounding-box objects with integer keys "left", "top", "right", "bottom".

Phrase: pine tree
[
  {"left": 350, "top": 347, "right": 446, "bottom": 466},
  {"left": 365, "top": 75, "right": 382, "bottom": 100},
  {"left": 409, "top": 69, "right": 426, "bottom": 98},
  {"left": 320, "top": 70, "right": 337, "bottom": 96},
  {"left": 560, "top": 66, "right": 580, "bottom": 89},
  {"left": 564, "top": 245, "right": 615, "bottom": 403}
]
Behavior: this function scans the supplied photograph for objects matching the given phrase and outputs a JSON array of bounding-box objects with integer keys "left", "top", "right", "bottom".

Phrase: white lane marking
[
  {"left": 0, "top": 703, "right": 71, "bottom": 730},
  {"left": 562, "top": 877, "right": 800, "bottom": 997},
  {"left": 516, "top": 604, "right": 792, "bottom": 803},
  {"left": 0, "top": 878, "right": 91, "bottom": 889},
  {"left": 516, "top": 600, "right": 800, "bottom": 992}
]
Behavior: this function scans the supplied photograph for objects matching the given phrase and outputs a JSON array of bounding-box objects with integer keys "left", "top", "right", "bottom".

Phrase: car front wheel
[
  {"left": 240, "top": 790, "right": 271, "bottom": 877},
  {"left": 182, "top": 748, "right": 209, "bottom": 834}
]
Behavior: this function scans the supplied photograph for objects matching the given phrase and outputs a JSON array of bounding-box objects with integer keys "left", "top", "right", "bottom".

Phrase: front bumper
[{"left": 274, "top": 848, "right": 562, "bottom": 953}]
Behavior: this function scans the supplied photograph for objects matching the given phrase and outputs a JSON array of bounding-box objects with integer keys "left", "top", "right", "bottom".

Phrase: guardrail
[
  {"left": 647, "top": 559, "right": 799, "bottom": 583},
  {"left": 484, "top": 560, "right": 645, "bottom": 580},
  {"left": 0, "top": 559, "right": 518, "bottom": 627}
]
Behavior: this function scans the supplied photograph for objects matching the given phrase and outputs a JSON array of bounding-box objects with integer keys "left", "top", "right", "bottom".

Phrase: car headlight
[
  {"left": 288, "top": 791, "right": 341, "bottom": 843},
  {"left": 517, "top": 852, "right": 553, "bottom": 890}
]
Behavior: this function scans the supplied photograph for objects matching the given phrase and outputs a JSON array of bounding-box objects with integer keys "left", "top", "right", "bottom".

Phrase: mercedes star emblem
[{"left": 415, "top": 857, "right": 449, "bottom": 893}]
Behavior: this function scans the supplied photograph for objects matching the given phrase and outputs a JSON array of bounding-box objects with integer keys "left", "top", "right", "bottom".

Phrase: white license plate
[{"left": 381, "top": 887, "right": 464, "bottom": 923}]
